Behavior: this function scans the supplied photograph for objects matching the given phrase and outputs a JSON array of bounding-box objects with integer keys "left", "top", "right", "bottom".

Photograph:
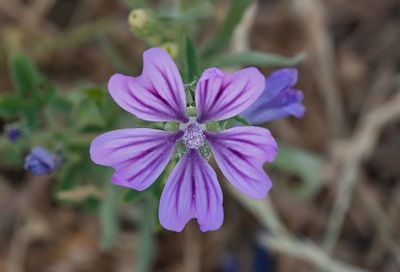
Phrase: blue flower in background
[
  {"left": 220, "top": 255, "right": 239, "bottom": 272},
  {"left": 252, "top": 244, "right": 272, "bottom": 272},
  {"left": 6, "top": 127, "right": 21, "bottom": 142},
  {"left": 24, "top": 146, "right": 60, "bottom": 175},
  {"left": 241, "top": 68, "right": 305, "bottom": 124}
]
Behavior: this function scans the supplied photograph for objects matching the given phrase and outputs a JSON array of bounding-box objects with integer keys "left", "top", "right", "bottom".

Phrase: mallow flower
[
  {"left": 241, "top": 69, "right": 305, "bottom": 124},
  {"left": 24, "top": 146, "right": 60, "bottom": 175},
  {"left": 90, "top": 48, "right": 277, "bottom": 232},
  {"left": 6, "top": 127, "right": 21, "bottom": 142}
]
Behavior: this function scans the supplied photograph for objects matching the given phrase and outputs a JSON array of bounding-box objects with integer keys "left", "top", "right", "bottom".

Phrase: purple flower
[
  {"left": 241, "top": 69, "right": 305, "bottom": 124},
  {"left": 90, "top": 48, "right": 277, "bottom": 232},
  {"left": 6, "top": 127, "right": 21, "bottom": 142},
  {"left": 24, "top": 146, "right": 59, "bottom": 175}
]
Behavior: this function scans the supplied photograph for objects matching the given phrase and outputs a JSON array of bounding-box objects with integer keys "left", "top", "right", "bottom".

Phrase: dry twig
[
  {"left": 184, "top": 223, "right": 201, "bottom": 272},
  {"left": 291, "top": 0, "right": 347, "bottom": 138},
  {"left": 227, "top": 184, "right": 367, "bottom": 272},
  {"left": 323, "top": 91, "right": 400, "bottom": 253}
]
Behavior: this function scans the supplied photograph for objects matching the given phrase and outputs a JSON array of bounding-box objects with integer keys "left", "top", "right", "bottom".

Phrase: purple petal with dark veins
[
  {"left": 108, "top": 48, "right": 188, "bottom": 123},
  {"left": 262, "top": 68, "right": 298, "bottom": 101},
  {"left": 241, "top": 69, "right": 305, "bottom": 124},
  {"left": 90, "top": 128, "right": 183, "bottom": 191},
  {"left": 195, "top": 67, "right": 265, "bottom": 123},
  {"left": 159, "top": 149, "right": 223, "bottom": 232},
  {"left": 205, "top": 126, "right": 277, "bottom": 199}
]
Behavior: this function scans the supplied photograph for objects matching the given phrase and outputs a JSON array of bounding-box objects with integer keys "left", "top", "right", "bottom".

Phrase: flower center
[{"left": 182, "top": 124, "right": 205, "bottom": 150}]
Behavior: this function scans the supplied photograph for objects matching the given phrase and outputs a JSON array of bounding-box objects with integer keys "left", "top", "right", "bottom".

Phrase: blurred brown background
[{"left": 0, "top": 0, "right": 400, "bottom": 271}]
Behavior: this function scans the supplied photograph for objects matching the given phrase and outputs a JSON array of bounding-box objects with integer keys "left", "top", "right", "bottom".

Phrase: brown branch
[
  {"left": 227, "top": 185, "right": 366, "bottom": 271},
  {"left": 323, "top": 91, "right": 400, "bottom": 253}
]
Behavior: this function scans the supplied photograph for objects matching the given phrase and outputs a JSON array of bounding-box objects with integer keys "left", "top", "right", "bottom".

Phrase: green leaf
[
  {"left": 84, "top": 86, "right": 107, "bottom": 101},
  {"left": 100, "top": 38, "right": 132, "bottom": 74},
  {"left": 274, "top": 143, "right": 324, "bottom": 199},
  {"left": 55, "top": 162, "right": 83, "bottom": 194},
  {"left": 179, "top": 2, "right": 212, "bottom": 23},
  {"left": 123, "top": 0, "right": 147, "bottom": 8},
  {"left": 207, "top": 51, "right": 306, "bottom": 68},
  {"left": 234, "top": 115, "right": 250, "bottom": 126},
  {"left": 217, "top": 115, "right": 249, "bottom": 129},
  {"left": 201, "top": 0, "right": 251, "bottom": 57},
  {"left": 0, "top": 94, "right": 27, "bottom": 119},
  {"left": 35, "top": 77, "right": 56, "bottom": 106},
  {"left": 136, "top": 197, "right": 156, "bottom": 272},
  {"left": 9, "top": 55, "right": 40, "bottom": 97},
  {"left": 8, "top": 55, "right": 56, "bottom": 130},
  {"left": 219, "top": 118, "right": 235, "bottom": 130},
  {"left": 0, "top": 138, "right": 24, "bottom": 167},
  {"left": 22, "top": 107, "right": 41, "bottom": 129},
  {"left": 123, "top": 189, "right": 143, "bottom": 202},
  {"left": 72, "top": 100, "right": 106, "bottom": 129},
  {"left": 100, "top": 180, "right": 121, "bottom": 251},
  {"left": 50, "top": 95, "right": 73, "bottom": 114},
  {"left": 183, "top": 36, "right": 200, "bottom": 82}
]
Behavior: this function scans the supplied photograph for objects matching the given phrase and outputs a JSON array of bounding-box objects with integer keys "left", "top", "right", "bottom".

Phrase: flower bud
[
  {"left": 129, "top": 9, "right": 155, "bottom": 35},
  {"left": 6, "top": 127, "right": 21, "bottom": 142},
  {"left": 161, "top": 42, "right": 178, "bottom": 59},
  {"left": 24, "top": 146, "right": 60, "bottom": 175}
]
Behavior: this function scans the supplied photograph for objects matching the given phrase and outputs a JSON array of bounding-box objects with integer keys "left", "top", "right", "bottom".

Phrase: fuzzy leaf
[
  {"left": 100, "top": 180, "right": 121, "bottom": 251},
  {"left": 184, "top": 36, "right": 200, "bottom": 82},
  {"left": 208, "top": 51, "right": 306, "bottom": 68},
  {"left": 201, "top": 0, "right": 251, "bottom": 57},
  {"left": 274, "top": 143, "right": 323, "bottom": 199},
  {"left": 9, "top": 55, "right": 40, "bottom": 97}
]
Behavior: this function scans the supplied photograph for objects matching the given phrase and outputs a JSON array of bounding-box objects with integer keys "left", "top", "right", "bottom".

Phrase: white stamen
[{"left": 182, "top": 124, "right": 205, "bottom": 150}]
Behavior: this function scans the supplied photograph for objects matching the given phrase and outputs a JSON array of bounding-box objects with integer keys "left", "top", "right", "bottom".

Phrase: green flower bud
[
  {"left": 128, "top": 9, "right": 155, "bottom": 35},
  {"left": 161, "top": 42, "right": 178, "bottom": 59}
]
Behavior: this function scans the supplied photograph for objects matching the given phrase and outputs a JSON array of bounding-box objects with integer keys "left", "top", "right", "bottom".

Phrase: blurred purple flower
[
  {"left": 241, "top": 68, "right": 305, "bottom": 124},
  {"left": 24, "top": 146, "right": 60, "bottom": 175},
  {"left": 90, "top": 48, "right": 277, "bottom": 232},
  {"left": 6, "top": 127, "right": 21, "bottom": 142}
]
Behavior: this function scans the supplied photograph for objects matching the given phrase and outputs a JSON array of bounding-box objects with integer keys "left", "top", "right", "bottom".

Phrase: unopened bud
[
  {"left": 161, "top": 42, "right": 178, "bottom": 59},
  {"left": 129, "top": 9, "right": 154, "bottom": 35}
]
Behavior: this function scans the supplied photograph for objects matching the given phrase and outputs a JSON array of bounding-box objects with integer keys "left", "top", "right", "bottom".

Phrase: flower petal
[
  {"left": 90, "top": 128, "right": 183, "bottom": 190},
  {"left": 108, "top": 48, "right": 188, "bottom": 122},
  {"left": 195, "top": 67, "right": 265, "bottom": 123},
  {"left": 159, "top": 149, "right": 223, "bottom": 232},
  {"left": 205, "top": 127, "right": 277, "bottom": 199},
  {"left": 24, "top": 147, "right": 59, "bottom": 175},
  {"left": 263, "top": 68, "right": 298, "bottom": 101},
  {"left": 241, "top": 69, "right": 304, "bottom": 124}
]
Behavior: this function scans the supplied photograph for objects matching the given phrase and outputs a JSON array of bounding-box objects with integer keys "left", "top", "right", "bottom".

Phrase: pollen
[{"left": 182, "top": 124, "right": 205, "bottom": 150}]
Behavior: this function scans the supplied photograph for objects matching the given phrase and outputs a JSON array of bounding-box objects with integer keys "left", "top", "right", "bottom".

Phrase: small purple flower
[
  {"left": 24, "top": 146, "right": 59, "bottom": 175},
  {"left": 6, "top": 127, "right": 21, "bottom": 142},
  {"left": 90, "top": 48, "right": 277, "bottom": 232},
  {"left": 241, "top": 68, "right": 305, "bottom": 124}
]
